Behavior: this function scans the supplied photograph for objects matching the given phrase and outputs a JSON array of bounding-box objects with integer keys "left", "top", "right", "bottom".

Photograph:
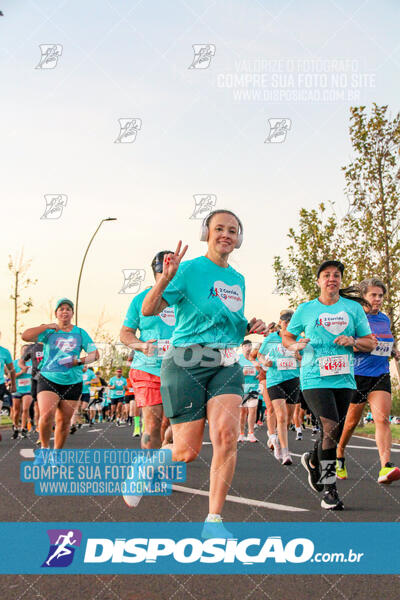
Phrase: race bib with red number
[
  {"left": 243, "top": 366, "right": 257, "bottom": 376},
  {"left": 219, "top": 348, "right": 239, "bottom": 367},
  {"left": 157, "top": 339, "right": 171, "bottom": 357},
  {"left": 318, "top": 354, "right": 350, "bottom": 376},
  {"left": 277, "top": 357, "right": 298, "bottom": 371}
]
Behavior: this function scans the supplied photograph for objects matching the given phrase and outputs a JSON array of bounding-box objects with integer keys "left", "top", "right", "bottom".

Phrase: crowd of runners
[{"left": 1, "top": 209, "right": 400, "bottom": 535}]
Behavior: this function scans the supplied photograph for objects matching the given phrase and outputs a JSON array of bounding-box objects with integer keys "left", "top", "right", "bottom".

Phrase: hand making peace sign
[{"left": 162, "top": 241, "right": 188, "bottom": 282}]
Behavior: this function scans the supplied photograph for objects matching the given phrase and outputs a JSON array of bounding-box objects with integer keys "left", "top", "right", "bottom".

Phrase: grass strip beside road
[{"left": 355, "top": 424, "right": 400, "bottom": 443}]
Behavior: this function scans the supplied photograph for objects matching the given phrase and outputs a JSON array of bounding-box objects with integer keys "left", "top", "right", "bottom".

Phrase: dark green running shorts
[{"left": 161, "top": 345, "right": 244, "bottom": 424}]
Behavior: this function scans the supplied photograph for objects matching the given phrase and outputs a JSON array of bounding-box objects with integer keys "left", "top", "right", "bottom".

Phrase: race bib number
[
  {"left": 157, "top": 339, "right": 170, "bottom": 357},
  {"left": 19, "top": 378, "right": 30, "bottom": 386},
  {"left": 318, "top": 354, "right": 350, "bottom": 376},
  {"left": 219, "top": 348, "right": 239, "bottom": 367},
  {"left": 371, "top": 341, "right": 393, "bottom": 357},
  {"left": 115, "top": 390, "right": 124, "bottom": 397},
  {"left": 277, "top": 357, "right": 298, "bottom": 371},
  {"left": 243, "top": 366, "right": 257, "bottom": 376}
]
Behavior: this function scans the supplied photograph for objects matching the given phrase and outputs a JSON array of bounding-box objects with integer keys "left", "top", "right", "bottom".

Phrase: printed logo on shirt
[
  {"left": 277, "top": 344, "right": 296, "bottom": 358},
  {"left": 315, "top": 312, "right": 349, "bottom": 336},
  {"left": 54, "top": 336, "right": 78, "bottom": 353},
  {"left": 159, "top": 306, "right": 176, "bottom": 327},
  {"left": 208, "top": 281, "right": 243, "bottom": 312}
]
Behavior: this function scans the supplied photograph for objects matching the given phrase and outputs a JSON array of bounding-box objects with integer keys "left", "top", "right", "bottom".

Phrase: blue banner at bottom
[{"left": 0, "top": 522, "right": 397, "bottom": 574}]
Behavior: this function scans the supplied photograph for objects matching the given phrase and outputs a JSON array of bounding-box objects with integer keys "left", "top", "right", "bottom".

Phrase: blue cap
[{"left": 55, "top": 298, "right": 74, "bottom": 311}]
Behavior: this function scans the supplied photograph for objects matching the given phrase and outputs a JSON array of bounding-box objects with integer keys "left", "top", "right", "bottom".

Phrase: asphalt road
[{"left": 0, "top": 422, "right": 399, "bottom": 599}]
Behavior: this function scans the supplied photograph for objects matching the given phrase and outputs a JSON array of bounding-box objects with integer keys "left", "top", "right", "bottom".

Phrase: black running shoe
[
  {"left": 21, "top": 428, "right": 28, "bottom": 438},
  {"left": 321, "top": 484, "right": 344, "bottom": 510},
  {"left": 70, "top": 425, "right": 77, "bottom": 435},
  {"left": 301, "top": 452, "right": 323, "bottom": 492},
  {"left": 12, "top": 427, "right": 19, "bottom": 440}
]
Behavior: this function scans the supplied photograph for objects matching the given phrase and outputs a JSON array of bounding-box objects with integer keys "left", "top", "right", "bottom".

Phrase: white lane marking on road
[
  {"left": 347, "top": 444, "right": 400, "bottom": 452},
  {"left": 172, "top": 485, "right": 308, "bottom": 512},
  {"left": 352, "top": 434, "right": 400, "bottom": 447},
  {"left": 87, "top": 428, "right": 102, "bottom": 433}
]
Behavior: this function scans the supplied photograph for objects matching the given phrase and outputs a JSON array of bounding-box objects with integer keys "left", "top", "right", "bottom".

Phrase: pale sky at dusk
[{"left": 1, "top": 0, "right": 399, "bottom": 353}]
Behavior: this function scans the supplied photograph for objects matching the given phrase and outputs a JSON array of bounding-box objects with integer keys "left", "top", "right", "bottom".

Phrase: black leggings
[
  {"left": 303, "top": 388, "right": 354, "bottom": 481},
  {"left": 256, "top": 399, "right": 265, "bottom": 423}
]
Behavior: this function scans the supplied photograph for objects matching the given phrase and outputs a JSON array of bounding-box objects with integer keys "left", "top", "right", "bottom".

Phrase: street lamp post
[{"left": 75, "top": 217, "right": 117, "bottom": 325}]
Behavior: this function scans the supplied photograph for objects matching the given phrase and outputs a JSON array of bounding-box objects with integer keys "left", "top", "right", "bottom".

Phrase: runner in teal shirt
[
  {"left": 238, "top": 353, "right": 259, "bottom": 394},
  {"left": 109, "top": 374, "right": 127, "bottom": 399},
  {"left": 259, "top": 331, "right": 300, "bottom": 388},
  {"left": 123, "top": 288, "right": 175, "bottom": 377},
  {"left": 11, "top": 355, "right": 33, "bottom": 439},
  {"left": 282, "top": 260, "right": 375, "bottom": 511},
  {"left": 162, "top": 255, "right": 247, "bottom": 348},
  {"left": 37, "top": 325, "right": 96, "bottom": 386},
  {"left": 13, "top": 359, "right": 32, "bottom": 395},
  {"left": 22, "top": 297, "right": 99, "bottom": 452},
  {"left": 258, "top": 310, "right": 301, "bottom": 465},
  {"left": 82, "top": 367, "right": 97, "bottom": 394},
  {"left": 0, "top": 346, "right": 13, "bottom": 385},
  {"left": 238, "top": 341, "right": 260, "bottom": 442},
  {"left": 287, "top": 297, "right": 371, "bottom": 391},
  {"left": 120, "top": 251, "right": 177, "bottom": 465},
  {"left": 140, "top": 212, "right": 268, "bottom": 537}
]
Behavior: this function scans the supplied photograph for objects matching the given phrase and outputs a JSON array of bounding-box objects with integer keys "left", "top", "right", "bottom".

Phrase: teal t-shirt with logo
[
  {"left": 259, "top": 331, "right": 300, "bottom": 388},
  {"left": 124, "top": 288, "right": 176, "bottom": 377},
  {"left": 38, "top": 326, "right": 97, "bottom": 385},
  {"left": 162, "top": 256, "right": 248, "bottom": 348},
  {"left": 82, "top": 368, "right": 96, "bottom": 393},
  {"left": 0, "top": 346, "right": 12, "bottom": 384},
  {"left": 108, "top": 376, "right": 127, "bottom": 399},
  {"left": 13, "top": 359, "right": 32, "bottom": 394},
  {"left": 238, "top": 354, "right": 259, "bottom": 393},
  {"left": 287, "top": 297, "right": 371, "bottom": 390}
]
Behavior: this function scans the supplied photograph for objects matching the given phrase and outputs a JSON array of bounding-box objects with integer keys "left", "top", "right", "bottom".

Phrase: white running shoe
[
  {"left": 267, "top": 436, "right": 276, "bottom": 452},
  {"left": 237, "top": 434, "right": 245, "bottom": 442},
  {"left": 246, "top": 433, "right": 258, "bottom": 443},
  {"left": 281, "top": 452, "right": 293, "bottom": 466},
  {"left": 273, "top": 438, "right": 282, "bottom": 461},
  {"left": 122, "top": 493, "right": 142, "bottom": 508}
]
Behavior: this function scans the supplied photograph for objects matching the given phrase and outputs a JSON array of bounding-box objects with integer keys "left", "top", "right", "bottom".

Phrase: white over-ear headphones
[{"left": 199, "top": 210, "right": 243, "bottom": 249}]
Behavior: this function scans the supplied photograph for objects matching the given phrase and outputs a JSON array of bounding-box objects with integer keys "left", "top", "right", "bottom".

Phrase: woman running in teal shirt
[
  {"left": 282, "top": 261, "right": 375, "bottom": 510},
  {"left": 258, "top": 310, "right": 301, "bottom": 465},
  {"left": 142, "top": 210, "right": 267, "bottom": 536},
  {"left": 22, "top": 298, "right": 99, "bottom": 450}
]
